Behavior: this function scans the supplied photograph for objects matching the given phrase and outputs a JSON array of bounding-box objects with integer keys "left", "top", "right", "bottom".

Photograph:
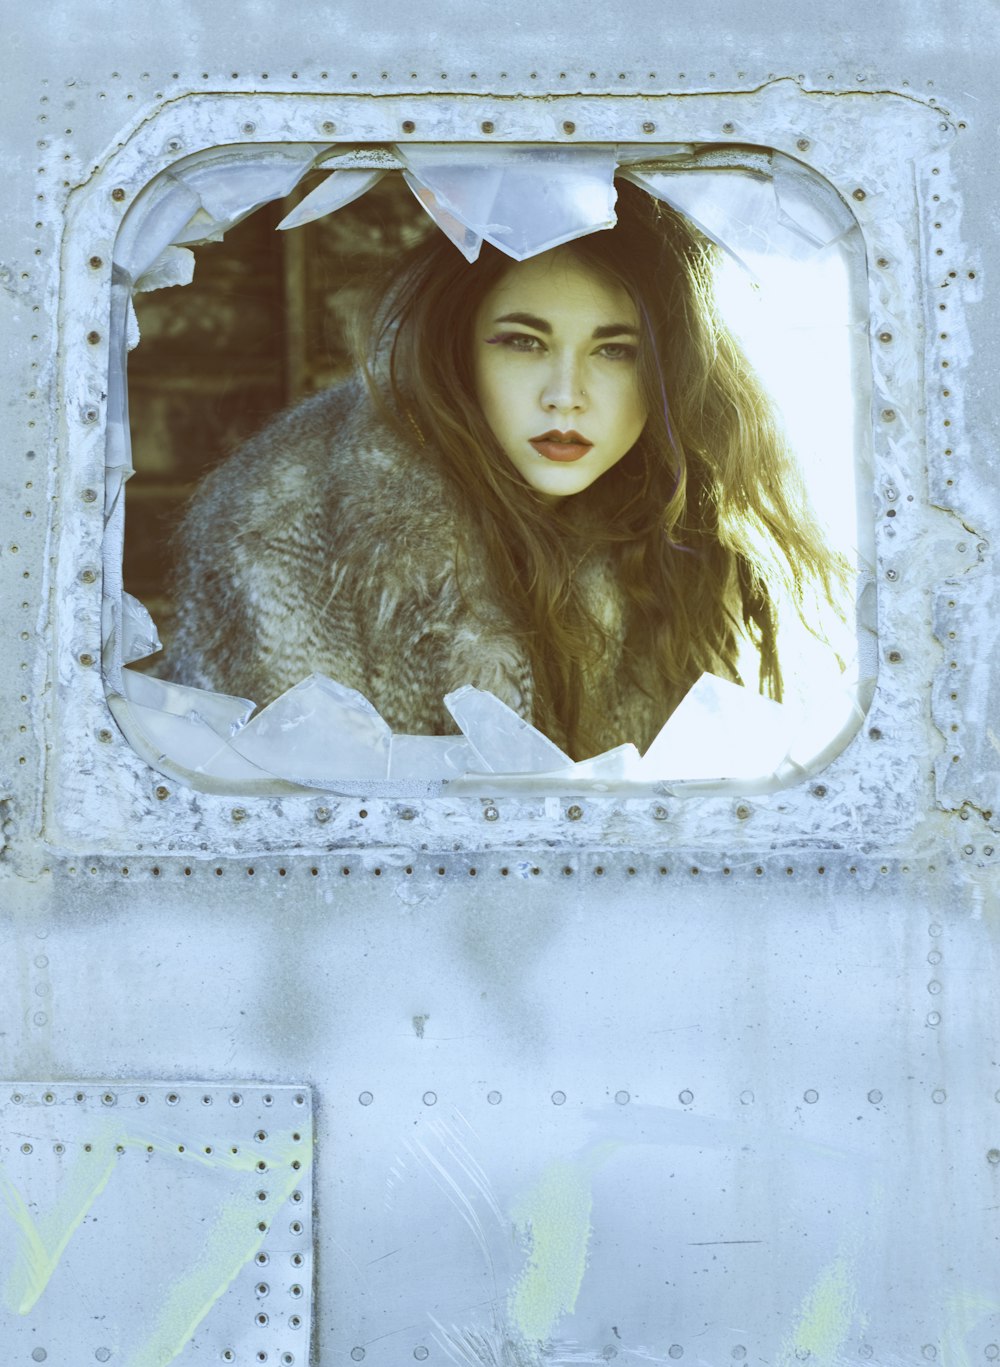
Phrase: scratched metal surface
[{"left": 1, "top": 3, "right": 998, "bottom": 1365}]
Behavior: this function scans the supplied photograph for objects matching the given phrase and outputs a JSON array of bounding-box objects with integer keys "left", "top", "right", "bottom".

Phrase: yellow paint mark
[
  {"left": 987, "top": 726, "right": 1000, "bottom": 757},
  {"left": 126, "top": 1135, "right": 307, "bottom": 1367},
  {"left": 0, "top": 1127, "right": 121, "bottom": 1314},
  {"left": 507, "top": 1146, "right": 616, "bottom": 1343},
  {"left": 778, "top": 1254, "right": 856, "bottom": 1367}
]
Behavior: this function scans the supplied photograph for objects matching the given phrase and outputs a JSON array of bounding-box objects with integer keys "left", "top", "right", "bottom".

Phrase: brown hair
[{"left": 359, "top": 179, "right": 849, "bottom": 757}]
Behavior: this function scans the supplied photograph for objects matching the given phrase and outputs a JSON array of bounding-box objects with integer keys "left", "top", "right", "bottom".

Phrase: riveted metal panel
[
  {"left": 1, "top": 3, "right": 998, "bottom": 1365},
  {"left": 0, "top": 1083, "right": 313, "bottom": 1363}
]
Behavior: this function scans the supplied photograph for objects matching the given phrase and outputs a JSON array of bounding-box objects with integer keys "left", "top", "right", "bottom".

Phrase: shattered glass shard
[
  {"left": 444, "top": 686, "right": 572, "bottom": 773},
  {"left": 121, "top": 667, "right": 255, "bottom": 736},
  {"left": 621, "top": 164, "right": 855, "bottom": 269},
  {"left": 567, "top": 743, "right": 645, "bottom": 782},
  {"left": 277, "top": 169, "right": 388, "bottom": 231},
  {"left": 638, "top": 674, "right": 791, "bottom": 782},
  {"left": 228, "top": 673, "right": 392, "bottom": 784},
  {"left": 388, "top": 733, "right": 478, "bottom": 779},
  {"left": 402, "top": 171, "right": 484, "bottom": 261},
  {"left": 399, "top": 144, "right": 618, "bottom": 261},
  {"left": 116, "top": 591, "right": 162, "bottom": 666}
]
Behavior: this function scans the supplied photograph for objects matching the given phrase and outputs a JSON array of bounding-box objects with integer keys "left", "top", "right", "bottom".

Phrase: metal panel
[
  {"left": 1, "top": 4, "right": 998, "bottom": 1365},
  {"left": 0, "top": 1083, "right": 313, "bottom": 1364}
]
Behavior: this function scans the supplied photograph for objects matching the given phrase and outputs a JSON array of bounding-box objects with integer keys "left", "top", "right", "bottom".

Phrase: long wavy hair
[{"left": 358, "top": 178, "right": 849, "bottom": 757}]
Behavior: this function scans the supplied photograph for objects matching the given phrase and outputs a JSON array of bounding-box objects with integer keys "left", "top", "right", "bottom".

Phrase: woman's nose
[{"left": 541, "top": 356, "right": 587, "bottom": 413}]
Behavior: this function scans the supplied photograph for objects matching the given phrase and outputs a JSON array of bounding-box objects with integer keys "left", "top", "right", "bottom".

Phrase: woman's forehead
[{"left": 478, "top": 248, "right": 638, "bottom": 326}]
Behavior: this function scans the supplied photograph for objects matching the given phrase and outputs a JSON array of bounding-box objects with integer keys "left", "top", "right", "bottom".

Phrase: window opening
[{"left": 115, "top": 141, "right": 872, "bottom": 795}]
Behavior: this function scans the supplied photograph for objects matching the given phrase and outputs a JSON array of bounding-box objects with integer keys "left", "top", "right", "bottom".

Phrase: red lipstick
[{"left": 529, "top": 429, "right": 593, "bottom": 463}]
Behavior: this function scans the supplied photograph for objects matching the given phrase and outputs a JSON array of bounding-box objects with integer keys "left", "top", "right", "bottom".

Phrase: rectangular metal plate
[{"left": 0, "top": 1082, "right": 312, "bottom": 1365}]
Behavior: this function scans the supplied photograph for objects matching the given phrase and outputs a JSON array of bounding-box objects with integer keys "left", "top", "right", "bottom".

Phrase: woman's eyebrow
[{"left": 493, "top": 311, "right": 639, "bottom": 339}]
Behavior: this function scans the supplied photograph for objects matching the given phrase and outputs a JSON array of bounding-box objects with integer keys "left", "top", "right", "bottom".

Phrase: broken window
[{"left": 113, "top": 142, "right": 873, "bottom": 793}]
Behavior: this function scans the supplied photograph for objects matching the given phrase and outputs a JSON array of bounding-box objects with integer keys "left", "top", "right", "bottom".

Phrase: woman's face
[{"left": 472, "top": 249, "right": 648, "bottom": 500}]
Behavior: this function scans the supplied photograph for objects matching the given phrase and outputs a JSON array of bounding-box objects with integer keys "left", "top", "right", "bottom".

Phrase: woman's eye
[
  {"left": 486, "top": 332, "right": 545, "bottom": 353},
  {"left": 597, "top": 342, "right": 637, "bottom": 361}
]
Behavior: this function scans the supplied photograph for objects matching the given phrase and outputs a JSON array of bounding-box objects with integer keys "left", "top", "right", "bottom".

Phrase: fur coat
[{"left": 165, "top": 378, "right": 682, "bottom": 755}]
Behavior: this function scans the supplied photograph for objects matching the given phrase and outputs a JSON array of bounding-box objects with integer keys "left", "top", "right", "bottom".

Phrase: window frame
[{"left": 45, "top": 87, "right": 960, "bottom": 856}]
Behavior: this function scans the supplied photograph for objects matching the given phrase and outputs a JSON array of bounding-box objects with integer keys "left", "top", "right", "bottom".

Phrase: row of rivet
[
  {"left": 70, "top": 860, "right": 911, "bottom": 877},
  {"left": 8, "top": 1088, "right": 305, "bottom": 1106}
]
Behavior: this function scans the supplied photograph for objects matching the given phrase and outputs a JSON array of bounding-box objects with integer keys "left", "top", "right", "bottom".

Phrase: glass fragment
[
  {"left": 228, "top": 674, "right": 392, "bottom": 785},
  {"left": 399, "top": 144, "right": 618, "bottom": 261},
  {"left": 444, "top": 686, "right": 572, "bottom": 773},
  {"left": 277, "top": 169, "right": 388, "bottom": 231}
]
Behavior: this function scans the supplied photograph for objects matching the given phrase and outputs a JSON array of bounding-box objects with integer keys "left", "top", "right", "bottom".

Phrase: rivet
[
  {"left": 987, "top": 1149, "right": 1000, "bottom": 1165},
  {"left": 867, "top": 1089, "right": 883, "bottom": 1104},
  {"left": 796, "top": 137, "right": 810, "bottom": 150},
  {"left": 487, "top": 1090, "right": 501, "bottom": 1104},
  {"left": 721, "top": 121, "right": 734, "bottom": 133},
  {"left": 414, "top": 1350, "right": 429, "bottom": 1362},
  {"left": 804, "top": 1089, "right": 819, "bottom": 1104},
  {"left": 679, "top": 1089, "right": 694, "bottom": 1105},
  {"left": 98, "top": 728, "right": 113, "bottom": 743},
  {"left": 735, "top": 803, "right": 751, "bottom": 820},
  {"left": 241, "top": 121, "right": 256, "bottom": 135},
  {"left": 231, "top": 807, "right": 247, "bottom": 822},
  {"left": 852, "top": 187, "right": 866, "bottom": 201},
  {"left": 481, "top": 120, "right": 495, "bottom": 133},
  {"left": 79, "top": 566, "right": 98, "bottom": 584},
  {"left": 551, "top": 1090, "right": 566, "bottom": 1105},
  {"left": 878, "top": 331, "right": 892, "bottom": 343},
  {"left": 88, "top": 255, "right": 103, "bottom": 269},
  {"left": 886, "top": 568, "right": 898, "bottom": 580},
  {"left": 887, "top": 650, "right": 902, "bottom": 663},
  {"left": 669, "top": 1349, "right": 684, "bottom": 1360},
  {"left": 81, "top": 487, "right": 98, "bottom": 502},
  {"left": 642, "top": 120, "right": 655, "bottom": 133},
  {"left": 320, "top": 120, "right": 336, "bottom": 134},
  {"left": 483, "top": 804, "right": 499, "bottom": 821},
  {"left": 111, "top": 187, "right": 126, "bottom": 202},
  {"left": 87, "top": 330, "right": 101, "bottom": 345},
  {"left": 359, "top": 1091, "right": 373, "bottom": 1105},
  {"left": 881, "top": 409, "right": 896, "bottom": 422},
  {"left": 811, "top": 784, "right": 827, "bottom": 797},
  {"left": 876, "top": 256, "right": 890, "bottom": 268},
  {"left": 740, "top": 1090, "right": 754, "bottom": 1105},
  {"left": 422, "top": 1091, "right": 437, "bottom": 1106},
  {"left": 78, "top": 652, "right": 95, "bottom": 667},
  {"left": 932, "top": 1088, "right": 946, "bottom": 1103},
  {"left": 566, "top": 804, "right": 583, "bottom": 821},
  {"left": 401, "top": 119, "right": 416, "bottom": 133},
  {"left": 155, "top": 785, "right": 169, "bottom": 800},
  {"left": 615, "top": 1090, "right": 630, "bottom": 1105},
  {"left": 923, "top": 1347, "right": 938, "bottom": 1361},
  {"left": 562, "top": 120, "right": 576, "bottom": 134},
  {"left": 351, "top": 1351, "right": 365, "bottom": 1362}
]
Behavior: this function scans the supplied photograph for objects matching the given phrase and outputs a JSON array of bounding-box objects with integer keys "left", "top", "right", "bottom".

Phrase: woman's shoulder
[{"left": 178, "top": 376, "right": 460, "bottom": 551}]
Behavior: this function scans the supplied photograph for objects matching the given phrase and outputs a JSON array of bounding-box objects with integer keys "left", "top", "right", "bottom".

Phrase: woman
[{"left": 165, "top": 180, "right": 847, "bottom": 760}]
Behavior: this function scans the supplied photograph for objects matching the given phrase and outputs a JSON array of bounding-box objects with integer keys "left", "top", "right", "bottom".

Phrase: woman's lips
[{"left": 529, "top": 430, "right": 593, "bottom": 463}]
